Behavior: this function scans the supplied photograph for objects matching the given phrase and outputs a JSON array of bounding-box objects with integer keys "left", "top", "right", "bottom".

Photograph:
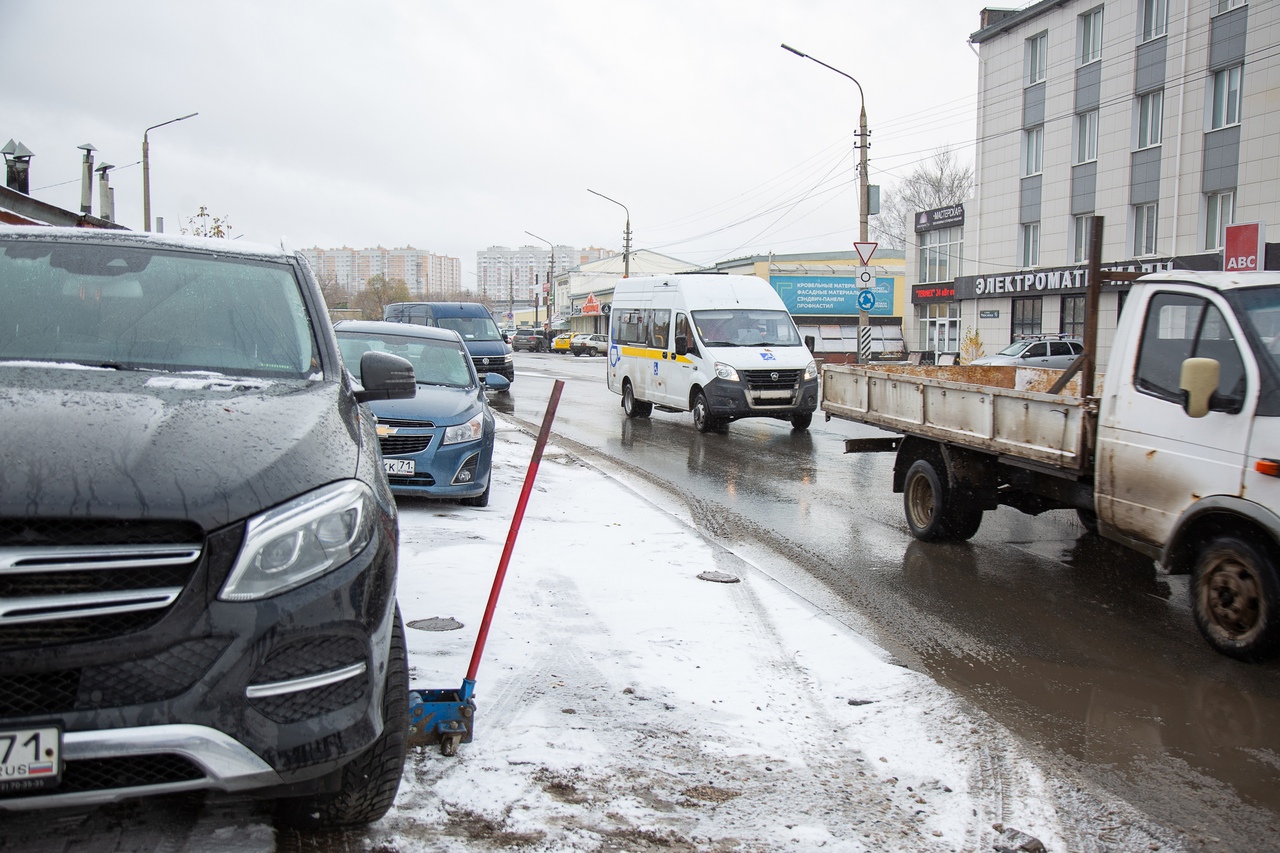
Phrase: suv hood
[{"left": 0, "top": 366, "right": 362, "bottom": 531}]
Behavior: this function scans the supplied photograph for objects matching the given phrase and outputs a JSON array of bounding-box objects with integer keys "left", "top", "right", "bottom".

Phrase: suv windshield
[
  {"left": 436, "top": 316, "right": 503, "bottom": 342},
  {"left": 0, "top": 239, "right": 318, "bottom": 378},
  {"left": 692, "top": 309, "right": 802, "bottom": 347}
]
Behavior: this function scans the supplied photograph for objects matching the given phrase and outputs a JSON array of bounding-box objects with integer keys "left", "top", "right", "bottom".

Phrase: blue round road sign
[{"left": 857, "top": 289, "right": 876, "bottom": 311}]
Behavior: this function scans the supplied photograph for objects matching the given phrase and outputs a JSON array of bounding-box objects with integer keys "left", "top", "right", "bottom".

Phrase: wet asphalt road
[{"left": 503, "top": 352, "right": 1280, "bottom": 853}]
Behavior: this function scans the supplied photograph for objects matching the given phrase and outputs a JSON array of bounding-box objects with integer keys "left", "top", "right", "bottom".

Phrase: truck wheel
[
  {"left": 693, "top": 391, "right": 720, "bottom": 434},
  {"left": 1192, "top": 535, "right": 1280, "bottom": 661},
  {"left": 790, "top": 412, "right": 812, "bottom": 430},
  {"left": 279, "top": 607, "right": 409, "bottom": 828},
  {"left": 623, "top": 382, "right": 652, "bottom": 418},
  {"left": 902, "top": 458, "right": 981, "bottom": 542}
]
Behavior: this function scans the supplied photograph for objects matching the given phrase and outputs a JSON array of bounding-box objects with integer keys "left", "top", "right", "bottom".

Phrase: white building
[
  {"left": 476, "top": 245, "right": 581, "bottom": 307},
  {"left": 301, "top": 246, "right": 462, "bottom": 299},
  {"left": 909, "top": 0, "right": 1279, "bottom": 363}
]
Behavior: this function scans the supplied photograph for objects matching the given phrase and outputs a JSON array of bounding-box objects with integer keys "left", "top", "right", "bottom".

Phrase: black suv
[
  {"left": 0, "top": 227, "right": 416, "bottom": 827},
  {"left": 510, "top": 329, "right": 547, "bottom": 352}
]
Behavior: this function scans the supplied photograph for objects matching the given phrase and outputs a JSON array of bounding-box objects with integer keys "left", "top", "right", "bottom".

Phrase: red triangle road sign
[{"left": 854, "top": 242, "right": 877, "bottom": 266}]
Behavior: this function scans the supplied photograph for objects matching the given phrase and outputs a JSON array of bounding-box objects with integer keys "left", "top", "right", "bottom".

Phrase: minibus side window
[
  {"left": 616, "top": 309, "right": 645, "bottom": 345},
  {"left": 650, "top": 309, "right": 671, "bottom": 350}
]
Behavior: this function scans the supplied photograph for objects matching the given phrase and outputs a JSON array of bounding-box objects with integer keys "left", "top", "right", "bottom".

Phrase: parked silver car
[{"left": 970, "top": 336, "right": 1085, "bottom": 369}]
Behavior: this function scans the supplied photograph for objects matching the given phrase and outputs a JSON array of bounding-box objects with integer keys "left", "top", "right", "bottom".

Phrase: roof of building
[{"left": 970, "top": 2, "right": 1066, "bottom": 44}]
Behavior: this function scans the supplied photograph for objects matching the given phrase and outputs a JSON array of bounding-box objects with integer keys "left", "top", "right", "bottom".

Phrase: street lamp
[
  {"left": 587, "top": 189, "right": 631, "bottom": 278},
  {"left": 781, "top": 44, "right": 869, "bottom": 242},
  {"left": 143, "top": 112, "right": 198, "bottom": 232},
  {"left": 525, "top": 230, "right": 556, "bottom": 337}
]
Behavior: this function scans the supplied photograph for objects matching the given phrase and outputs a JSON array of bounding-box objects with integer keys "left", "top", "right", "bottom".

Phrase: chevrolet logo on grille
[{"left": 376, "top": 424, "right": 398, "bottom": 437}]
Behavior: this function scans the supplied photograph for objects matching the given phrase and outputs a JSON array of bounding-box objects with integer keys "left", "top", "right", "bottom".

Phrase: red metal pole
[{"left": 465, "top": 379, "right": 564, "bottom": 684}]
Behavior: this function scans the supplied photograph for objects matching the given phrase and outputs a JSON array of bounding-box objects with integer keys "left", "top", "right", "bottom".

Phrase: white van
[{"left": 606, "top": 274, "right": 819, "bottom": 432}]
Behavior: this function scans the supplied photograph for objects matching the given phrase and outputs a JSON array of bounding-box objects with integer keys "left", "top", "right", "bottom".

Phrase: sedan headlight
[
  {"left": 220, "top": 481, "right": 375, "bottom": 601},
  {"left": 443, "top": 412, "right": 485, "bottom": 445},
  {"left": 714, "top": 362, "right": 740, "bottom": 382},
  {"left": 804, "top": 360, "right": 818, "bottom": 381}
]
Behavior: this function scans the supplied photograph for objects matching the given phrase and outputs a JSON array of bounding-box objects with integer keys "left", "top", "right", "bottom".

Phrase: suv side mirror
[
  {"left": 1180, "top": 357, "right": 1219, "bottom": 418},
  {"left": 354, "top": 351, "right": 417, "bottom": 402}
]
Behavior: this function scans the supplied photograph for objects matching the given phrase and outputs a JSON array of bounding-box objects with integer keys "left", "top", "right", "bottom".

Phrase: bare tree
[
  {"left": 353, "top": 274, "right": 412, "bottom": 320},
  {"left": 316, "top": 272, "right": 350, "bottom": 308},
  {"left": 871, "top": 148, "right": 973, "bottom": 251},
  {"left": 182, "top": 205, "right": 233, "bottom": 239}
]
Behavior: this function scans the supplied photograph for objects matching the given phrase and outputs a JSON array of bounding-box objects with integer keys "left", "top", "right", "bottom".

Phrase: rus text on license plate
[
  {"left": 1, "top": 725, "right": 61, "bottom": 794},
  {"left": 384, "top": 458, "right": 415, "bottom": 476}
]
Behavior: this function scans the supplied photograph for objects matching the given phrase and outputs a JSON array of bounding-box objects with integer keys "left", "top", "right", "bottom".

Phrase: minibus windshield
[{"left": 692, "top": 309, "right": 802, "bottom": 347}]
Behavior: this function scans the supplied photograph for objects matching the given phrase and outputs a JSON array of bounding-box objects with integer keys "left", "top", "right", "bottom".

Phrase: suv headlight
[
  {"left": 443, "top": 412, "right": 485, "bottom": 445},
  {"left": 714, "top": 362, "right": 740, "bottom": 382},
  {"left": 220, "top": 481, "right": 375, "bottom": 601},
  {"left": 804, "top": 360, "right": 818, "bottom": 381}
]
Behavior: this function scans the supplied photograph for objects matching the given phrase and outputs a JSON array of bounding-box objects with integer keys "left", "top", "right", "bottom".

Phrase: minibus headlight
[
  {"left": 804, "top": 360, "right": 818, "bottom": 381},
  {"left": 714, "top": 362, "right": 740, "bottom": 382}
]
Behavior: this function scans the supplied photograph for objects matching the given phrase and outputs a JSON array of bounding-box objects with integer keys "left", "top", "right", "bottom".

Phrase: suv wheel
[{"left": 278, "top": 606, "right": 410, "bottom": 828}]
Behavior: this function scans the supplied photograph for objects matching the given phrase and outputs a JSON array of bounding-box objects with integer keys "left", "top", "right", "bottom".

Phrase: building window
[
  {"left": 1075, "top": 110, "right": 1099, "bottom": 163},
  {"left": 918, "top": 225, "right": 963, "bottom": 284},
  {"left": 1216, "top": 0, "right": 1245, "bottom": 12},
  {"left": 1138, "top": 90, "right": 1164, "bottom": 148},
  {"left": 1026, "top": 31, "right": 1048, "bottom": 85},
  {"left": 1024, "top": 126, "right": 1044, "bottom": 176},
  {"left": 1012, "top": 296, "right": 1044, "bottom": 340},
  {"left": 1141, "top": 0, "right": 1168, "bottom": 41},
  {"left": 1021, "top": 222, "right": 1041, "bottom": 267},
  {"left": 1061, "top": 295, "right": 1086, "bottom": 338},
  {"left": 1079, "top": 7, "right": 1104, "bottom": 65},
  {"left": 1210, "top": 65, "right": 1243, "bottom": 129},
  {"left": 1133, "top": 202, "right": 1159, "bottom": 256},
  {"left": 1205, "top": 190, "right": 1235, "bottom": 250},
  {"left": 1073, "top": 214, "right": 1096, "bottom": 263},
  {"left": 918, "top": 302, "right": 961, "bottom": 355}
]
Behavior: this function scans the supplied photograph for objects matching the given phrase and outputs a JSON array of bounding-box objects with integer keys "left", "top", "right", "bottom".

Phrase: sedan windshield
[
  {"left": 692, "top": 309, "right": 802, "bottom": 347},
  {"left": 0, "top": 238, "right": 317, "bottom": 378},
  {"left": 337, "top": 333, "right": 474, "bottom": 387}
]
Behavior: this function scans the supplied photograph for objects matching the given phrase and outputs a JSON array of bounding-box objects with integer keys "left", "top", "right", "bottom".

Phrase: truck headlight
[
  {"left": 443, "top": 412, "right": 485, "bottom": 445},
  {"left": 714, "top": 362, "right": 740, "bottom": 382},
  {"left": 804, "top": 360, "right": 818, "bottom": 381},
  {"left": 221, "top": 481, "right": 375, "bottom": 601}
]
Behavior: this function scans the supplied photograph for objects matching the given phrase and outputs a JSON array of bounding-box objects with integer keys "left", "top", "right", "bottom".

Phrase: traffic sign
[
  {"left": 854, "top": 241, "right": 877, "bottom": 266},
  {"left": 857, "top": 289, "right": 877, "bottom": 311}
]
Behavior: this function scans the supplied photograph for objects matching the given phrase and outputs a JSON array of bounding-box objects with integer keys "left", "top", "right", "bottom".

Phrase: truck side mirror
[
  {"left": 1180, "top": 357, "right": 1220, "bottom": 418},
  {"left": 675, "top": 334, "right": 688, "bottom": 356}
]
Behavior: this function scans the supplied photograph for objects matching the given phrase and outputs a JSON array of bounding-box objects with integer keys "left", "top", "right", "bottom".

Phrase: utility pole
[
  {"left": 588, "top": 189, "right": 631, "bottom": 278},
  {"left": 526, "top": 231, "right": 557, "bottom": 343}
]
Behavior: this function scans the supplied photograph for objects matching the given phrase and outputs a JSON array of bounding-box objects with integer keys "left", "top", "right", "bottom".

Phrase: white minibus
[{"left": 606, "top": 274, "right": 819, "bottom": 433}]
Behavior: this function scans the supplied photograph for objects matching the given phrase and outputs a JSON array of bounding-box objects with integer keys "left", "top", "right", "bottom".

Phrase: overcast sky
[{"left": 2, "top": 1, "right": 981, "bottom": 273}]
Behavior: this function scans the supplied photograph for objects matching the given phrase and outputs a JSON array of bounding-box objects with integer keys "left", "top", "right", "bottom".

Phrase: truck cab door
[{"left": 1097, "top": 290, "right": 1255, "bottom": 547}]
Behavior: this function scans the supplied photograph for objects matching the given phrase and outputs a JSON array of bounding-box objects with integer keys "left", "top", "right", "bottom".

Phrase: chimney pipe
[
  {"left": 2, "top": 139, "right": 34, "bottom": 194},
  {"left": 78, "top": 143, "right": 97, "bottom": 214},
  {"left": 96, "top": 163, "right": 115, "bottom": 222}
]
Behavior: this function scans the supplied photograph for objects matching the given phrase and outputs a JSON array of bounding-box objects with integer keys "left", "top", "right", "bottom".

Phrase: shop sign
[
  {"left": 953, "top": 258, "right": 1175, "bottom": 300},
  {"left": 912, "top": 283, "right": 955, "bottom": 303},
  {"left": 915, "top": 204, "right": 965, "bottom": 232},
  {"left": 769, "top": 274, "right": 895, "bottom": 316}
]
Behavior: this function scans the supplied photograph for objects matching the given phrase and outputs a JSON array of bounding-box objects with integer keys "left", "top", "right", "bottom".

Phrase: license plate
[
  {"left": 384, "top": 458, "right": 415, "bottom": 476},
  {"left": 0, "top": 725, "right": 62, "bottom": 794}
]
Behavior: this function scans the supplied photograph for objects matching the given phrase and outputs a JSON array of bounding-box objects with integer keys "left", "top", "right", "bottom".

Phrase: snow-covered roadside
[{"left": 375, "top": 418, "right": 1178, "bottom": 852}]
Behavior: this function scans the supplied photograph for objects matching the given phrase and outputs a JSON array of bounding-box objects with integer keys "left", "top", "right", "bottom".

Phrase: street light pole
[
  {"left": 526, "top": 231, "right": 556, "bottom": 344},
  {"left": 782, "top": 43, "right": 873, "bottom": 363},
  {"left": 143, "top": 112, "right": 198, "bottom": 232},
  {"left": 781, "top": 45, "right": 868, "bottom": 242},
  {"left": 587, "top": 189, "right": 630, "bottom": 278}
]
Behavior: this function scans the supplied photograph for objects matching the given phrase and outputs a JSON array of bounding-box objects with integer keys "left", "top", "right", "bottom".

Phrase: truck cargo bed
[{"left": 820, "top": 364, "right": 1095, "bottom": 473}]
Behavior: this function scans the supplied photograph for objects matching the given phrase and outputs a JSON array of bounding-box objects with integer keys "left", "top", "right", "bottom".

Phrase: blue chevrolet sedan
[{"left": 335, "top": 320, "right": 509, "bottom": 506}]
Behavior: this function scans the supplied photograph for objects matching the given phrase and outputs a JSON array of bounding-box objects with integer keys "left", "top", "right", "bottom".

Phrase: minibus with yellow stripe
[{"left": 606, "top": 274, "right": 819, "bottom": 433}]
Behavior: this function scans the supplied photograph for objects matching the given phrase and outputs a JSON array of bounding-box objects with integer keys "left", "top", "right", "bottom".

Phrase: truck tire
[
  {"left": 902, "top": 458, "right": 982, "bottom": 542},
  {"left": 790, "top": 412, "right": 813, "bottom": 430},
  {"left": 622, "top": 381, "right": 652, "bottom": 418},
  {"left": 1191, "top": 535, "right": 1280, "bottom": 661}
]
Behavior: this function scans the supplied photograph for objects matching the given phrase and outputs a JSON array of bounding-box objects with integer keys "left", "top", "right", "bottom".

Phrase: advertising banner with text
[{"left": 769, "top": 275, "right": 896, "bottom": 316}]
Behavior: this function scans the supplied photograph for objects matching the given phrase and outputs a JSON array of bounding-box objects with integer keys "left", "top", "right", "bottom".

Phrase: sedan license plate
[
  {"left": 384, "top": 458, "right": 415, "bottom": 476},
  {"left": 1, "top": 725, "right": 61, "bottom": 794}
]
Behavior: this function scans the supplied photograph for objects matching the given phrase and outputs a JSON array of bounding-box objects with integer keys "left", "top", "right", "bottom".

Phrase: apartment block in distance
[{"left": 301, "top": 245, "right": 463, "bottom": 299}]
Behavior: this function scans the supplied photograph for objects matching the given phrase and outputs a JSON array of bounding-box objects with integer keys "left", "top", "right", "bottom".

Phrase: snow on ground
[{"left": 369, "top": 417, "right": 1176, "bottom": 852}]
